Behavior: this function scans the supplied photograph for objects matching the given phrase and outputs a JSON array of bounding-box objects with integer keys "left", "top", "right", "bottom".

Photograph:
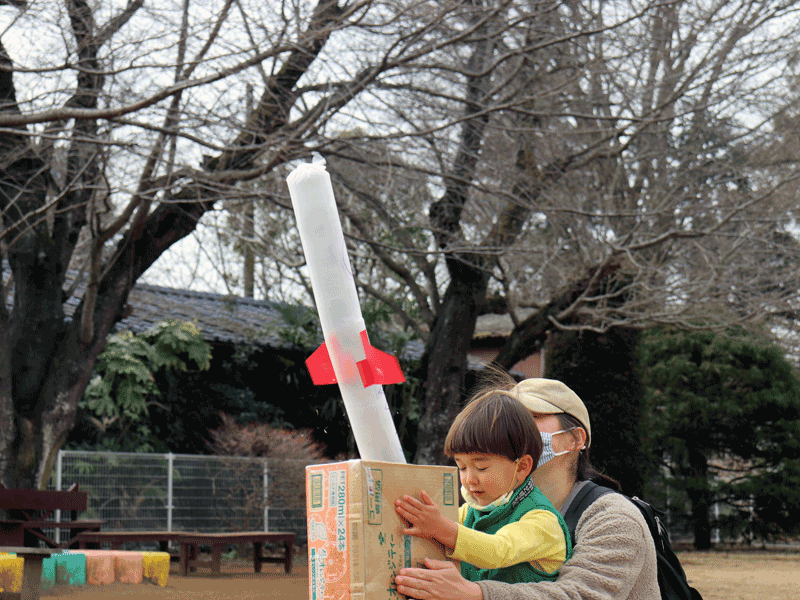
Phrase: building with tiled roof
[
  {"left": 5, "top": 261, "right": 532, "bottom": 374},
  {"left": 470, "top": 308, "right": 545, "bottom": 378},
  {"left": 113, "top": 284, "right": 304, "bottom": 349}
]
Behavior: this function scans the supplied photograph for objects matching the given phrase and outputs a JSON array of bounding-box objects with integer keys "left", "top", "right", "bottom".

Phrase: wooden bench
[
  {"left": 0, "top": 546, "right": 57, "bottom": 600},
  {"left": 0, "top": 485, "right": 103, "bottom": 549},
  {"left": 76, "top": 530, "right": 179, "bottom": 552},
  {"left": 176, "top": 532, "right": 295, "bottom": 575},
  {"left": 76, "top": 530, "right": 295, "bottom": 575}
]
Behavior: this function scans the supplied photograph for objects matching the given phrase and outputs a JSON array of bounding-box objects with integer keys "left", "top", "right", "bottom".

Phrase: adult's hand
[{"left": 395, "top": 558, "right": 483, "bottom": 600}]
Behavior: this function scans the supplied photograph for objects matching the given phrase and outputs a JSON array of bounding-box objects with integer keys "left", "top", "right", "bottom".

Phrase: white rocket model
[{"left": 286, "top": 155, "right": 407, "bottom": 463}]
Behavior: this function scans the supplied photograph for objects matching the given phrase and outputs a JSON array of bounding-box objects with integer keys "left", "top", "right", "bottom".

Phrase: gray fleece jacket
[{"left": 477, "top": 492, "right": 659, "bottom": 600}]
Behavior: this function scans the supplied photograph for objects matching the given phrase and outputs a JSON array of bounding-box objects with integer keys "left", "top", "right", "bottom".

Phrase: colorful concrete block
[
  {"left": 115, "top": 551, "right": 144, "bottom": 584},
  {"left": 56, "top": 551, "right": 87, "bottom": 586},
  {"left": 4, "top": 548, "right": 169, "bottom": 590},
  {"left": 0, "top": 554, "right": 23, "bottom": 593},
  {"left": 41, "top": 555, "right": 56, "bottom": 590},
  {"left": 142, "top": 551, "right": 170, "bottom": 586},
  {"left": 74, "top": 550, "right": 116, "bottom": 585}
]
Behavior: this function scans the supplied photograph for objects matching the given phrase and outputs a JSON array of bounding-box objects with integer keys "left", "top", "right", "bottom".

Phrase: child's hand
[{"left": 395, "top": 490, "right": 450, "bottom": 542}]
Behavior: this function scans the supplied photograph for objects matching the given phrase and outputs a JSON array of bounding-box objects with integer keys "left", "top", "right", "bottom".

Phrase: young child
[{"left": 394, "top": 391, "right": 572, "bottom": 584}]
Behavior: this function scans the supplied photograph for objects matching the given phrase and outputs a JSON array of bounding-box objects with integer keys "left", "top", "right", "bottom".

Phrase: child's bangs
[{"left": 444, "top": 414, "right": 500, "bottom": 457}]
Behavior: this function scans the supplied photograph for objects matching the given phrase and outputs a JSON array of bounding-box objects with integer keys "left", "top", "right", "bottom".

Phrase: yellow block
[
  {"left": 0, "top": 554, "right": 24, "bottom": 593},
  {"left": 142, "top": 552, "right": 170, "bottom": 587}
]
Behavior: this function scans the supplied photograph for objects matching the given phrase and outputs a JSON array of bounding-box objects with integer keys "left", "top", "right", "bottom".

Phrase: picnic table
[
  {"left": 0, "top": 546, "right": 57, "bottom": 600},
  {"left": 0, "top": 485, "right": 103, "bottom": 549},
  {"left": 76, "top": 530, "right": 296, "bottom": 575},
  {"left": 177, "top": 531, "right": 295, "bottom": 575}
]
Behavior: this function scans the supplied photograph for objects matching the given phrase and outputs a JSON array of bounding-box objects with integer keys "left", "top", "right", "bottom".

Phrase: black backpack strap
[
  {"left": 629, "top": 496, "right": 705, "bottom": 600},
  {"left": 562, "top": 481, "right": 615, "bottom": 546},
  {"left": 629, "top": 497, "right": 670, "bottom": 555}
]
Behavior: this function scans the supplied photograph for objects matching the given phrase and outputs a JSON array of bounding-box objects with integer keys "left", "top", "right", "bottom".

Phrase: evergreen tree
[
  {"left": 545, "top": 327, "right": 650, "bottom": 497},
  {"left": 639, "top": 327, "right": 800, "bottom": 548}
]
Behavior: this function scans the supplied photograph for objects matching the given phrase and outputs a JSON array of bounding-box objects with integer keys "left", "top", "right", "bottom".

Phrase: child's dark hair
[{"left": 444, "top": 392, "right": 542, "bottom": 466}]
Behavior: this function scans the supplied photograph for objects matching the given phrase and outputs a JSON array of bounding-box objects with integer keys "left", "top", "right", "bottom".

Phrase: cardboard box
[{"left": 306, "top": 460, "right": 458, "bottom": 600}]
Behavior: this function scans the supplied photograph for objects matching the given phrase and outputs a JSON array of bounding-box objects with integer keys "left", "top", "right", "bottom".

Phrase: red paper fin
[
  {"left": 306, "top": 342, "right": 338, "bottom": 385},
  {"left": 356, "top": 330, "right": 406, "bottom": 387}
]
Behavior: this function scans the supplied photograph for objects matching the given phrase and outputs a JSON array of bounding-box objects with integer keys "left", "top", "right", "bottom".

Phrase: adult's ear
[{"left": 570, "top": 427, "right": 588, "bottom": 451}]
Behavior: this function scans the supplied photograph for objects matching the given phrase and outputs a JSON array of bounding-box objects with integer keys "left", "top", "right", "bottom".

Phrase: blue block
[
  {"left": 41, "top": 556, "right": 56, "bottom": 590},
  {"left": 55, "top": 552, "right": 86, "bottom": 586}
]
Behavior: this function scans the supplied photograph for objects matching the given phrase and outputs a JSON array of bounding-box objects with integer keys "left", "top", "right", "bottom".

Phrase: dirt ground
[
  {"left": 41, "top": 559, "right": 308, "bottom": 600},
  {"left": 678, "top": 551, "right": 800, "bottom": 600},
  {"left": 38, "top": 550, "right": 800, "bottom": 599}
]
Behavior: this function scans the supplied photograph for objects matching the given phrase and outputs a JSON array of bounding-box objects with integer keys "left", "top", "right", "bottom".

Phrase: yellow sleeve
[
  {"left": 448, "top": 509, "right": 566, "bottom": 574},
  {"left": 458, "top": 503, "right": 469, "bottom": 525}
]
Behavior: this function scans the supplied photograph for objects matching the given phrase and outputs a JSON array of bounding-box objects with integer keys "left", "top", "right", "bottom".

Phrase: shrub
[{"left": 207, "top": 412, "right": 328, "bottom": 511}]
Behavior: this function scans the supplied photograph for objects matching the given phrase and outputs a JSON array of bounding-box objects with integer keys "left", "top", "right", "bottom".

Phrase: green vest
[{"left": 461, "top": 476, "right": 572, "bottom": 584}]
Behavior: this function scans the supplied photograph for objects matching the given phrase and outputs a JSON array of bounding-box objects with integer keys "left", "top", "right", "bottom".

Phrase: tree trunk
[
  {"left": 414, "top": 264, "right": 489, "bottom": 465},
  {"left": 411, "top": 6, "right": 497, "bottom": 465},
  {"left": 0, "top": 314, "right": 14, "bottom": 490},
  {"left": 687, "top": 446, "right": 713, "bottom": 550}
]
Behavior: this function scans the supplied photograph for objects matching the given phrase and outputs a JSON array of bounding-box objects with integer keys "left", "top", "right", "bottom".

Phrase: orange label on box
[{"left": 308, "top": 463, "right": 351, "bottom": 600}]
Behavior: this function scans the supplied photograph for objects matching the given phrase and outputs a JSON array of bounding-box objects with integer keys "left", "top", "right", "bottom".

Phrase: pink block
[
  {"left": 73, "top": 550, "right": 115, "bottom": 586},
  {"left": 114, "top": 552, "right": 144, "bottom": 584}
]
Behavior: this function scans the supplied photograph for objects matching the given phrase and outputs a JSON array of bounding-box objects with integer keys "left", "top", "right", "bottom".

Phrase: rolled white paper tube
[{"left": 287, "top": 157, "right": 406, "bottom": 463}]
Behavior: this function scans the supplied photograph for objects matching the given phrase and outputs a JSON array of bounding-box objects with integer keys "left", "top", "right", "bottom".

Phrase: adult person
[{"left": 394, "top": 377, "right": 659, "bottom": 600}]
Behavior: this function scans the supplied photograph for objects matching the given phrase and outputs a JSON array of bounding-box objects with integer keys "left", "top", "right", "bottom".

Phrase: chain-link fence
[{"left": 47, "top": 450, "right": 308, "bottom": 546}]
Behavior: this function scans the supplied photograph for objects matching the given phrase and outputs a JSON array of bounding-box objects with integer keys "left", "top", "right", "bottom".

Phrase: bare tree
[
  {"left": 344, "top": 1, "right": 800, "bottom": 463},
  {"left": 3, "top": 0, "right": 800, "bottom": 484},
  {"left": 220, "top": 0, "right": 800, "bottom": 464},
  {"left": 1, "top": 0, "right": 523, "bottom": 488},
  {"left": 488, "top": 1, "right": 800, "bottom": 370}
]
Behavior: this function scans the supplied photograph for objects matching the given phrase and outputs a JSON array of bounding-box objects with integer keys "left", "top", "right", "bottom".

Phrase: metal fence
[{"left": 48, "top": 450, "right": 308, "bottom": 546}]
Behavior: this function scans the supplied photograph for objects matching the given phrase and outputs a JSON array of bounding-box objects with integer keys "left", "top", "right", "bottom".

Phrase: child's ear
[{"left": 517, "top": 454, "right": 534, "bottom": 479}]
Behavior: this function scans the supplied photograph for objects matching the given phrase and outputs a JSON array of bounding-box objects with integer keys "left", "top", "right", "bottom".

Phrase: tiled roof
[
  {"left": 108, "top": 285, "right": 493, "bottom": 371},
  {"left": 113, "top": 283, "right": 306, "bottom": 349},
  {"left": 4, "top": 262, "right": 507, "bottom": 370},
  {"left": 473, "top": 308, "right": 537, "bottom": 339},
  {"left": 3, "top": 262, "right": 310, "bottom": 349}
]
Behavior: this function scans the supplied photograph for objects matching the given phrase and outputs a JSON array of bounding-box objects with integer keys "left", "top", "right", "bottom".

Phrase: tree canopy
[{"left": 2, "top": 0, "right": 800, "bottom": 487}]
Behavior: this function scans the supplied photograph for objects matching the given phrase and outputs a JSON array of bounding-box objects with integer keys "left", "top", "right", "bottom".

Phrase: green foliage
[
  {"left": 747, "top": 459, "right": 800, "bottom": 539},
  {"left": 77, "top": 320, "right": 211, "bottom": 452},
  {"left": 641, "top": 328, "right": 800, "bottom": 458},
  {"left": 640, "top": 327, "right": 800, "bottom": 545},
  {"left": 70, "top": 296, "right": 421, "bottom": 460},
  {"left": 271, "top": 303, "right": 323, "bottom": 349},
  {"left": 141, "top": 320, "right": 212, "bottom": 372}
]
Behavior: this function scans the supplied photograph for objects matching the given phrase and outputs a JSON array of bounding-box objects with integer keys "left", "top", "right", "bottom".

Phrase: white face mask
[{"left": 537, "top": 428, "right": 577, "bottom": 468}]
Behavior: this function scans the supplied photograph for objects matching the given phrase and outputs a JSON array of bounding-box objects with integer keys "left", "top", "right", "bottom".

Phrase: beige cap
[{"left": 510, "top": 378, "right": 591, "bottom": 447}]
